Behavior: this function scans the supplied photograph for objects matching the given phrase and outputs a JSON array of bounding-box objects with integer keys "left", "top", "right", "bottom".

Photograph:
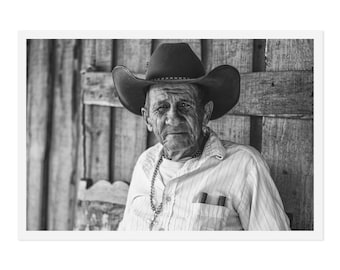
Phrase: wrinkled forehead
[{"left": 148, "top": 83, "right": 200, "bottom": 102}]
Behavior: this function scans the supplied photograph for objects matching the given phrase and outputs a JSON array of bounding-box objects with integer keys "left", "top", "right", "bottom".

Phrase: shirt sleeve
[
  {"left": 237, "top": 150, "right": 291, "bottom": 230},
  {"left": 117, "top": 157, "right": 143, "bottom": 231}
]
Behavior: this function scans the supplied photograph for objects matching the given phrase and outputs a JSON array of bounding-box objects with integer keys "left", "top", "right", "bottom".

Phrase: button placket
[{"left": 163, "top": 181, "right": 177, "bottom": 229}]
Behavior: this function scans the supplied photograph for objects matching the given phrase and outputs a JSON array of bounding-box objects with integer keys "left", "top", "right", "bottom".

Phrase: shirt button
[{"left": 165, "top": 196, "right": 172, "bottom": 203}]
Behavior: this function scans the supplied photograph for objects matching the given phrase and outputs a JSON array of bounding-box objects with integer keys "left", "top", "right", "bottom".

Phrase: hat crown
[{"left": 146, "top": 43, "right": 205, "bottom": 80}]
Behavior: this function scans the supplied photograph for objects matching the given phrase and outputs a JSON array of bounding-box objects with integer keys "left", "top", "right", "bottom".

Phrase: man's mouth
[
  {"left": 167, "top": 132, "right": 187, "bottom": 135},
  {"left": 161, "top": 130, "right": 189, "bottom": 139}
]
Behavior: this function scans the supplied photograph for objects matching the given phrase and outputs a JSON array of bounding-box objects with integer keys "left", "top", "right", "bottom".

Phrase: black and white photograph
[
  {"left": 4, "top": 0, "right": 340, "bottom": 268},
  {"left": 23, "top": 35, "right": 320, "bottom": 238}
]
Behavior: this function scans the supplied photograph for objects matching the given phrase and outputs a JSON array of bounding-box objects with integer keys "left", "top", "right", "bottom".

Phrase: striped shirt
[{"left": 118, "top": 128, "right": 290, "bottom": 231}]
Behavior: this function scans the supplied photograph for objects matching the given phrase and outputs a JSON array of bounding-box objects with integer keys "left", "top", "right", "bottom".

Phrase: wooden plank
[
  {"left": 208, "top": 115, "right": 250, "bottom": 144},
  {"left": 27, "top": 39, "right": 52, "bottom": 230},
  {"left": 116, "top": 39, "right": 152, "bottom": 72},
  {"left": 262, "top": 38, "right": 314, "bottom": 230},
  {"left": 85, "top": 40, "right": 113, "bottom": 181},
  {"left": 261, "top": 118, "right": 313, "bottom": 230},
  {"left": 250, "top": 40, "right": 266, "bottom": 151},
  {"left": 204, "top": 39, "right": 253, "bottom": 73},
  {"left": 203, "top": 39, "right": 252, "bottom": 151},
  {"left": 249, "top": 116, "right": 263, "bottom": 152},
  {"left": 47, "top": 39, "right": 78, "bottom": 230},
  {"left": 78, "top": 39, "right": 95, "bottom": 184},
  {"left": 73, "top": 40, "right": 95, "bottom": 230},
  {"left": 112, "top": 39, "right": 150, "bottom": 183},
  {"left": 266, "top": 39, "right": 314, "bottom": 71},
  {"left": 83, "top": 70, "right": 313, "bottom": 118},
  {"left": 252, "top": 39, "right": 266, "bottom": 72},
  {"left": 231, "top": 70, "right": 313, "bottom": 117},
  {"left": 83, "top": 71, "right": 120, "bottom": 107},
  {"left": 74, "top": 180, "right": 128, "bottom": 231},
  {"left": 153, "top": 39, "right": 201, "bottom": 59}
]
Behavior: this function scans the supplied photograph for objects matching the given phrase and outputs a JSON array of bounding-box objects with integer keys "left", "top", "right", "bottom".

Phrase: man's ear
[
  {"left": 141, "top": 107, "right": 153, "bottom": 132},
  {"left": 203, "top": 101, "right": 214, "bottom": 126}
]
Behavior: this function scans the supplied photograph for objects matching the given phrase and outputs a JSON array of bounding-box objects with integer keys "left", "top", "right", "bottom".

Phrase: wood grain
[
  {"left": 203, "top": 39, "right": 253, "bottom": 157},
  {"left": 262, "top": 39, "right": 314, "bottom": 230},
  {"left": 85, "top": 40, "right": 113, "bottom": 181},
  {"left": 266, "top": 39, "right": 314, "bottom": 71},
  {"left": 208, "top": 115, "right": 250, "bottom": 144},
  {"left": 27, "top": 39, "right": 52, "bottom": 230},
  {"left": 112, "top": 39, "right": 150, "bottom": 183},
  {"left": 261, "top": 117, "right": 313, "bottom": 229},
  {"left": 82, "top": 70, "right": 313, "bottom": 118},
  {"left": 231, "top": 70, "right": 313, "bottom": 117},
  {"left": 48, "top": 39, "right": 78, "bottom": 230},
  {"left": 253, "top": 39, "right": 266, "bottom": 72},
  {"left": 204, "top": 39, "right": 253, "bottom": 73}
]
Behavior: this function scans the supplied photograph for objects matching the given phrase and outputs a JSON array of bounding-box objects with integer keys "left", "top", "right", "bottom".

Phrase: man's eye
[
  {"left": 179, "top": 102, "right": 190, "bottom": 108},
  {"left": 156, "top": 105, "right": 168, "bottom": 111}
]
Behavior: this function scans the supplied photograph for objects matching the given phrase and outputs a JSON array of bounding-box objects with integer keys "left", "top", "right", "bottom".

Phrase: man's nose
[{"left": 165, "top": 106, "right": 181, "bottom": 126}]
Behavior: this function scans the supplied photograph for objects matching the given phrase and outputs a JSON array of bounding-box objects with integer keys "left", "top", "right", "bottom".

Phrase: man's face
[{"left": 142, "top": 83, "right": 211, "bottom": 153}]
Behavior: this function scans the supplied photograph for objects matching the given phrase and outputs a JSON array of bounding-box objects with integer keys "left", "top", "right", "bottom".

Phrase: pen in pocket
[
  {"left": 217, "top": 196, "right": 226, "bottom": 207},
  {"left": 198, "top": 192, "right": 208, "bottom": 203}
]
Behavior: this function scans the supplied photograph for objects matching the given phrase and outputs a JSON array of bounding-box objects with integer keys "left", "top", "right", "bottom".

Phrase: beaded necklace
[{"left": 148, "top": 134, "right": 208, "bottom": 231}]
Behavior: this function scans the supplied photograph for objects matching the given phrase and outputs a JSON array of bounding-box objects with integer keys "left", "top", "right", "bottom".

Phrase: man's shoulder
[
  {"left": 221, "top": 140, "right": 266, "bottom": 165},
  {"left": 137, "top": 143, "right": 162, "bottom": 164}
]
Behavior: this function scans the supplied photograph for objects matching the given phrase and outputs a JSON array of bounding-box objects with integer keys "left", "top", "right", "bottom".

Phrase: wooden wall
[{"left": 26, "top": 39, "right": 313, "bottom": 230}]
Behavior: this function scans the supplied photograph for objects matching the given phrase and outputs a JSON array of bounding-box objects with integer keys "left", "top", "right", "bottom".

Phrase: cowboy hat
[{"left": 112, "top": 42, "right": 240, "bottom": 120}]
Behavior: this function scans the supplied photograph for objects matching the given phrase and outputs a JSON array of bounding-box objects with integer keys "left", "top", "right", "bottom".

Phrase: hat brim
[{"left": 112, "top": 65, "right": 240, "bottom": 120}]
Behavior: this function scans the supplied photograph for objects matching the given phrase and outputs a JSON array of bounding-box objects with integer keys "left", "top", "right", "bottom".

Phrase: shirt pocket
[{"left": 191, "top": 203, "right": 230, "bottom": 231}]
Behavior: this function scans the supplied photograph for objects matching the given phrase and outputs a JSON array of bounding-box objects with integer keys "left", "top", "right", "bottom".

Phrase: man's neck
[{"left": 162, "top": 134, "right": 205, "bottom": 162}]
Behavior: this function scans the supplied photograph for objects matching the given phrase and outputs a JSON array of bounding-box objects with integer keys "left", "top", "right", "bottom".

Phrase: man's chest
[{"left": 125, "top": 165, "right": 245, "bottom": 231}]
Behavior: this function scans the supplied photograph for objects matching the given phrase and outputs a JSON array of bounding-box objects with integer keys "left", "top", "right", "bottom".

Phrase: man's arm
[{"left": 237, "top": 150, "right": 290, "bottom": 230}]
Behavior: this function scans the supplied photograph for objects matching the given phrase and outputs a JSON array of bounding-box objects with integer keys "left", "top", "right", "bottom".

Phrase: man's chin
[{"left": 163, "top": 138, "right": 194, "bottom": 151}]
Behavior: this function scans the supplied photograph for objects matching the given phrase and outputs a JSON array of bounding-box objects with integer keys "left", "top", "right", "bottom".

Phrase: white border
[{"left": 19, "top": 31, "right": 323, "bottom": 241}]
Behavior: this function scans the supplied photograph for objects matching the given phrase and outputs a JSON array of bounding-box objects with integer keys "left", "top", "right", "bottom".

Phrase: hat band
[{"left": 150, "top": 76, "right": 191, "bottom": 81}]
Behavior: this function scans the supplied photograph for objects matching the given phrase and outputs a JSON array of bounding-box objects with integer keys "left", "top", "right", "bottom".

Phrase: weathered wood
[
  {"left": 74, "top": 179, "right": 128, "bottom": 231},
  {"left": 112, "top": 107, "right": 148, "bottom": 182},
  {"left": 204, "top": 39, "right": 253, "bottom": 73},
  {"left": 261, "top": 118, "right": 313, "bottom": 230},
  {"left": 74, "top": 179, "right": 129, "bottom": 231},
  {"left": 79, "top": 40, "right": 95, "bottom": 185},
  {"left": 112, "top": 39, "right": 149, "bottom": 183},
  {"left": 253, "top": 39, "right": 266, "bottom": 72},
  {"left": 85, "top": 40, "right": 113, "bottom": 181},
  {"left": 249, "top": 116, "right": 263, "bottom": 152},
  {"left": 83, "top": 70, "right": 313, "bottom": 118},
  {"left": 208, "top": 115, "right": 250, "bottom": 144},
  {"left": 73, "top": 40, "right": 95, "bottom": 229},
  {"left": 231, "top": 70, "right": 313, "bottom": 117},
  {"left": 27, "top": 39, "right": 52, "bottom": 230},
  {"left": 48, "top": 39, "right": 78, "bottom": 230},
  {"left": 250, "top": 39, "right": 266, "bottom": 151},
  {"left": 74, "top": 40, "right": 115, "bottom": 231},
  {"left": 153, "top": 39, "right": 201, "bottom": 59},
  {"left": 262, "top": 39, "right": 314, "bottom": 230},
  {"left": 115, "top": 39, "right": 152, "bottom": 72},
  {"left": 266, "top": 39, "right": 314, "bottom": 71},
  {"left": 204, "top": 39, "right": 252, "bottom": 153},
  {"left": 75, "top": 201, "right": 125, "bottom": 231},
  {"left": 83, "top": 71, "right": 120, "bottom": 107}
]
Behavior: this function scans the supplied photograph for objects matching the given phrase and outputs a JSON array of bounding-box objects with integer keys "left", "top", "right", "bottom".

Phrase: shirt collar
[
  {"left": 142, "top": 127, "right": 227, "bottom": 178},
  {"left": 200, "top": 127, "right": 226, "bottom": 161}
]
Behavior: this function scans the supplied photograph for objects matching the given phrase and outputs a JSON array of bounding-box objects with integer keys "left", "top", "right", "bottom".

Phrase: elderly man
[{"left": 112, "top": 43, "right": 290, "bottom": 231}]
